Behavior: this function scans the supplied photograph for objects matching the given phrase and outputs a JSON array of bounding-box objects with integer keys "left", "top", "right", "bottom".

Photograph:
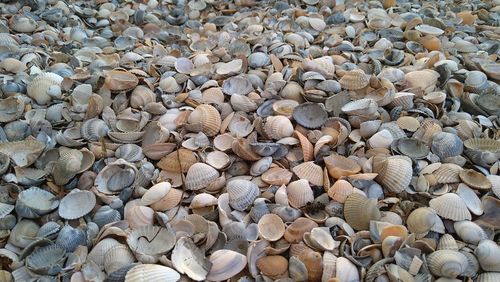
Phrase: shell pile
[{"left": 1, "top": 0, "right": 500, "bottom": 281}]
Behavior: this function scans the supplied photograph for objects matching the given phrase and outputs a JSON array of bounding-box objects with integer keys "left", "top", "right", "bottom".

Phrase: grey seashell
[
  {"left": 81, "top": 118, "right": 109, "bottom": 141},
  {"left": 248, "top": 52, "right": 271, "bottom": 68},
  {"left": 59, "top": 189, "right": 96, "bottom": 220},
  {"left": 271, "top": 206, "right": 302, "bottom": 222},
  {"left": 126, "top": 225, "right": 176, "bottom": 263},
  {"left": 250, "top": 142, "right": 282, "bottom": 157},
  {"left": 95, "top": 159, "right": 137, "bottom": 194},
  {"left": 8, "top": 219, "right": 40, "bottom": 248},
  {"left": 107, "top": 263, "right": 139, "bottom": 282},
  {"left": 392, "top": 138, "right": 430, "bottom": 159},
  {"left": 36, "top": 222, "right": 62, "bottom": 240},
  {"left": 26, "top": 244, "right": 67, "bottom": 276},
  {"left": 250, "top": 156, "right": 273, "bottom": 176},
  {"left": 315, "top": 80, "right": 341, "bottom": 93},
  {"left": 114, "top": 36, "right": 136, "bottom": 50},
  {"left": 464, "top": 71, "right": 488, "bottom": 93},
  {"left": 55, "top": 224, "right": 87, "bottom": 252},
  {"left": 224, "top": 239, "right": 249, "bottom": 255},
  {"left": 133, "top": 161, "right": 156, "bottom": 188},
  {"left": 3, "top": 120, "right": 30, "bottom": 141},
  {"left": 115, "top": 144, "right": 144, "bottom": 162},
  {"left": 227, "top": 179, "right": 260, "bottom": 211},
  {"left": 222, "top": 76, "right": 254, "bottom": 96},
  {"left": 92, "top": 205, "right": 122, "bottom": 228},
  {"left": 250, "top": 198, "right": 270, "bottom": 222},
  {"left": 15, "top": 187, "right": 59, "bottom": 219},
  {"left": 0, "top": 214, "right": 16, "bottom": 230},
  {"left": 431, "top": 132, "right": 464, "bottom": 160},
  {"left": 292, "top": 102, "right": 328, "bottom": 129}
]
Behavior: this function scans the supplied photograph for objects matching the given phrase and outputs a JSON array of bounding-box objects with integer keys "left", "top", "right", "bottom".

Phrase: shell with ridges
[
  {"left": 287, "top": 179, "right": 314, "bottom": 209},
  {"left": 429, "top": 193, "right": 471, "bottom": 221},
  {"left": 227, "top": 179, "right": 260, "bottom": 211},
  {"left": 427, "top": 250, "right": 468, "bottom": 278},
  {"left": 264, "top": 115, "right": 294, "bottom": 140},
  {"left": 344, "top": 193, "right": 381, "bottom": 231},
  {"left": 186, "top": 104, "right": 222, "bottom": 137},
  {"left": 292, "top": 161, "right": 323, "bottom": 186},
  {"left": 58, "top": 189, "right": 96, "bottom": 220},
  {"left": 27, "top": 72, "right": 63, "bottom": 105},
  {"left": 373, "top": 155, "right": 413, "bottom": 193},
  {"left": 124, "top": 264, "right": 180, "bottom": 282},
  {"left": 475, "top": 240, "right": 500, "bottom": 272}
]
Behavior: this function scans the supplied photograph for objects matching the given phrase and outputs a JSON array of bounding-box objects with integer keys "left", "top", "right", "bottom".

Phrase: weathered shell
[
  {"left": 427, "top": 250, "right": 468, "bottom": 278},
  {"left": 125, "top": 264, "right": 180, "bottom": 282},
  {"left": 59, "top": 189, "right": 96, "bottom": 220},
  {"left": 105, "top": 70, "right": 139, "bottom": 92},
  {"left": 185, "top": 163, "right": 220, "bottom": 191},
  {"left": 459, "top": 169, "right": 492, "bottom": 190},
  {"left": 15, "top": 187, "right": 59, "bottom": 219},
  {"left": 92, "top": 206, "right": 121, "bottom": 228},
  {"left": 0, "top": 97, "right": 24, "bottom": 123},
  {"left": 429, "top": 193, "right": 471, "bottom": 221},
  {"left": 344, "top": 193, "right": 381, "bottom": 231},
  {"left": 373, "top": 155, "right": 412, "bottom": 193},
  {"left": 104, "top": 243, "right": 136, "bottom": 274},
  {"left": 328, "top": 179, "right": 353, "bottom": 203},
  {"left": 292, "top": 102, "right": 328, "bottom": 129},
  {"left": 256, "top": 255, "right": 288, "bottom": 279},
  {"left": 55, "top": 224, "right": 87, "bottom": 252},
  {"left": 406, "top": 207, "right": 437, "bottom": 235},
  {"left": 324, "top": 154, "right": 361, "bottom": 179},
  {"left": 0, "top": 139, "right": 45, "bottom": 167},
  {"left": 187, "top": 104, "right": 222, "bottom": 137},
  {"left": 258, "top": 214, "right": 286, "bottom": 241},
  {"left": 454, "top": 221, "right": 487, "bottom": 245},
  {"left": 341, "top": 98, "right": 378, "bottom": 116},
  {"left": 292, "top": 161, "right": 323, "bottom": 186},
  {"left": 206, "top": 250, "right": 247, "bottom": 281},
  {"left": 415, "top": 24, "right": 444, "bottom": 36},
  {"left": 264, "top": 115, "right": 294, "bottom": 139},
  {"left": 475, "top": 240, "right": 500, "bottom": 272},
  {"left": 172, "top": 237, "right": 212, "bottom": 281},
  {"left": 95, "top": 159, "right": 137, "bottom": 194},
  {"left": 126, "top": 225, "right": 176, "bottom": 263},
  {"left": 222, "top": 75, "right": 254, "bottom": 96},
  {"left": 287, "top": 179, "right": 314, "bottom": 209},
  {"left": 115, "top": 144, "right": 144, "bottom": 162},
  {"left": 26, "top": 244, "right": 66, "bottom": 276},
  {"left": 431, "top": 132, "right": 464, "bottom": 160},
  {"left": 81, "top": 118, "right": 110, "bottom": 141},
  {"left": 227, "top": 179, "right": 260, "bottom": 211},
  {"left": 27, "top": 72, "right": 63, "bottom": 105},
  {"left": 339, "top": 70, "right": 370, "bottom": 90}
]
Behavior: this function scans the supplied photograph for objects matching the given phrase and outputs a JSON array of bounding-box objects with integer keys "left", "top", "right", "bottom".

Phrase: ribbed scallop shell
[
  {"left": 488, "top": 175, "right": 500, "bottom": 199},
  {"left": 55, "top": 224, "right": 87, "bottom": 252},
  {"left": 92, "top": 206, "right": 121, "bottom": 228},
  {"left": 59, "top": 189, "right": 96, "bottom": 220},
  {"left": 27, "top": 72, "right": 63, "bottom": 105},
  {"left": 406, "top": 207, "right": 436, "bottom": 234},
  {"left": 292, "top": 102, "right": 328, "bottom": 129},
  {"left": 373, "top": 155, "right": 412, "bottom": 193},
  {"left": 104, "top": 244, "right": 136, "bottom": 274},
  {"left": 431, "top": 132, "right": 464, "bottom": 160},
  {"left": 187, "top": 104, "right": 221, "bottom": 137},
  {"left": 0, "top": 97, "right": 24, "bottom": 123},
  {"left": 475, "top": 240, "right": 500, "bottom": 272},
  {"left": 328, "top": 179, "right": 354, "bottom": 203},
  {"left": 250, "top": 156, "right": 273, "bottom": 176},
  {"left": 287, "top": 179, "right": 314, "bottom": 209},
  {"left": 15, "top": 187, "right": 59, "bottom": 219},
  {"left": 126, "top": 225, "right": 176, "bottom": 263},
  {"left": 185, "top": 163, "right": 220, "bottom": 191},
  {"left": 413, "top": 119, "right": 442, "bottom": 145},
  {"left": 115, "top": 144, "right": 144, "bottom": 162},
  {"left": 390, "top": 92, "right": 415, "bottom": 110},
  {"left": 477, "top": 272, "right": 500, "bottom": 282},
  {"left": 26, "top": 244, "right": 66, "bottom": 276},
  {"left": 258, "top": 214, "right": 285, "bottom": 241},
  {"left": 227, "top": 179, "right": 260, "bottom": 211},
  {"left": 344, "top": 193, "right": 381, "bottom": 231},
  {"left": 292, "top": 161, "right": 323, "bottom": 186},
  {"left": 339, "top": 69, "right": 369, "bottom": 90},
  {"left": 427, "top": 250, "right": 468, "bottom": 278},
  {"left": 0, "top": 139, "right": 45, "bottom": 167},
  {"left": 429, "top": 193, "right": 471, "bottom": 221},
  {"left": 264, "top": 115, "right": 294, "bottom": 140},
  {"left": 125, "top": 264, "right": 180, "bottom": 282},
  {"left": 433, "top": 163, "right": 463, "bottom": 184},
  {"left": 142, "top": 182, "right": 171, "bottom": 205},
  {"left": 81, "top": 118, "right": 109, "bottom": 141}
]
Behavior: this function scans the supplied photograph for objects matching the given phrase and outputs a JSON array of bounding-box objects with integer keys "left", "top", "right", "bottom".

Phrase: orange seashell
[
  {"left": 457, "top": 11, "right": 475, "bottom": 25},
  {"left": 299, "top": 250, "right": 323, "bottom": 282},
  {"left": 104, "top": 70, "right": 139, "bottom": 92},
  {"left": 324, "top": 154, "right": 361, "bottom": 179},
  {"left": 292, "top": 161, "right": 323, "bottom": 186},
  {"left": 256, "top": 256, "right": 288, "bottom": 279},
  {"left": 157, "top": 149, "right": 197, "bottom": 173},
  {"left": 295, "top": 130, "right": 314, "bottom": 162},
  {"left": 419, "top": 35, "right": 441, "bottom": 51},
  {"left": 261, "top": 167, "right": 293, "bottom": 186},
  {"left": 186, "top": 104, "right": 222, "bottom": 137},
  {"left": 284, "top": 217, "right": 318, "bottom": 243},
  {"left": 328, "top": 179, "right": 353, "bottom": 203}
]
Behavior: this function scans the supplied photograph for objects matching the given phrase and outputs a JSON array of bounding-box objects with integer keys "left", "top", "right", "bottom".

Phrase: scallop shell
[
  {"left": 339, "top": 70, "right": 370, "bottom": 90},
  {"left": 292, "top": 161, "right": 323, "bottom": 186},
  {"left": 26, "top": 244, "right": 66, "bottom": 276},
  {"left": 344, "top": 193, "right": 381, "bottom": 231},
  {"left": 287, "top": 179, "right": 314, "bottom": 209},
  {"left": 186, "top": 104, "right": 221, "bottom": 137},
  {"left": 206, "top": 250, "right": 247, "bottom": 281},
  {"left": 59, "top": 189, "right": 96, "bottom": 220},
  {"left": 475, "top": 240, "right": 500, "bottom": 272},
  {"left": 258, "top": 214, "right": 286, "bottom": 241},
  {"left": 427, "top": 250, "right": 468, "bottom": 278},
  {"left": 92, "top": 206, "right": 121, "bottom": 228},
  {"left": 432, "top": 163, "right": 463, "bottom": 184},
  {"left": 292, "top": 102, "right": 328, "bottom": 129},
  {"left": 0, "top": 139, "right": 45, "bottom": 167},
  {"left": 185, "top": 163, "right": 220, "bottom": 191},
  {"left": 406, "top": 207, "right": 437, "bottom": 235},
  {"left": 55, "top": 224, "right": 87, "bottom": 252},
  {"left": 328, "top": 179, "right": 353, "bottom": 203},
  {"left": 125, "top": 264, "right": 180, "bottom": 282},
  {"left": 256, "top": 255, "right": 289, "bottom": 279},
  {"left": 227, "top": 179, "right": 260, "bottom": 211},
  {"left": 27, "top": 72, "right": 63, "bottom": 105},
  {"left": 431, "top": 132, "right": 464, "bottom": 160},
  {"left": 104, "top": 244, "right": 136, "bottom": 274},
  {"left": 115, "top": 144, "right": 144, "bottom": 162},
  {"left": 126, "top": 225, "right": 176, "bottom": 263},
  {"left": 80, "top": 118, "right": 110, "bottom": 141},
  {"left": 373, "top": 155, "right": 412, "bottom": 193},
  {"left": 141, "top": 182, "right": 171, "bottom": 205},
  {"left": 172, "top": 237, "right": 212, "bottom": 281},
  {"left": 487, "top": 175, "right": 500, "bottom": 199},
  {"left": 429, "top": 193, "right": 471, "bottom": 221},
  {"left": 264, "top": 115, "right": 294, "bottom": 140},
  {"left": 15, "top": 187, "right": 59, "bottom": 219}
]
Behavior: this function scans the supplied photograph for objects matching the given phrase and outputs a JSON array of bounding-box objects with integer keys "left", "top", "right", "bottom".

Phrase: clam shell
[
  {"left": 172, "top": 237, "right": 212, "bottom": 281},
  {"left": 454, "top": 221, "right": 487, "bottom": 245},
  {"left": 429, "top": 193, "right": 471, "bottom": 221},
  {"left": 222, "top": 75, "right": 254, "bottom": 96},
  {"left": 157, "top": 149, "right": 197, "bottom": 173},
  {"left": 0, "top": 97, "right": 24, "bottom": 123},
  {"left": 373, "top": 155, "right": 412, "bottom": 193},
  {"left": 457, "top": 183, "right": 483, "bottom": 216},
  {"left": 307, "top": 227, "right": 338, "bottom": 251},
  {"left": 55, "top": 224, "right": 87, "bottom": 252},
  {"left": 487, "top": 175, "right": 500, "bottom": 199},
  {"left": 185, "top": 163, "right": 220, "bottom": 191},
  {"left": 227, "top": 179, "right": 259, "bottom": 211},
  {"left": 477, "top": 272, "right": 500, "bottom": 282},
  {"left": 126, "top": 225, "right": 176, "bottom": 263},
  {"left": 206, "top": 250, "right": 247, "bottom": 281},
  {"left": 344, "top": 193, "right": 381, "bottom": 231},
  {"left": 104, "top": 70, "right": 139, "bottom": 92},
  {"left": 250, "top": 156, "right": 273, "bottom": 176},
  {"left": 256, "top": 255, "right": 289, "bottom": 279},
  {"left": 141, "top": 182, "right": 171, "bottom": 205},
  {"left": 292, "top": 102, "right": 328, "bottom": 129},
  {"left": 258, "top": 214, "right": 285, "bottom": 241},
  {"left": 0, "top": 139, "right": 45, "bottom": 167},
  {"left": 59, "top": 189, "right": 96, "bottom": 220},
  {"left": 287, "top": 179, "right": 314, "bottom": 209},
  {"left": 431, "top": 132, "right": 464, "bottom": 160},
  {"left": 264, "top": 115, "right": 294, "bottom": 140},
  {"left": 8, "top": 219, "right": 40, "bottom": 248},
  {"left": 415, "top": 24, "right": 444, "bottom": 36},
  {"left": 427, "top": 250, "right": 468, "bottom": 278},
  {"left": 15, "top": 187, "right": 59, "bottom": 219},
  {"left": 125, "top": 205, "right": 154, "bottom": 229},
  {"left": 475, "top": 239, "right": 500, "bottom": 272},
  {"left": 406, "top": 207, "right": 437, "bottom": 235},
  {"left": 341, "top": 98, "right": 378, "bottom": 116},
  {"left": 125, "top": 264, "right": 180, "bottom": 282},
  {"left": 292, "top": 161, "right": 323, "bottom": 186},
  {"left": 339, "top": 70, "right": 369, "bottom": 90},
  {"left": 26, "top": 244, "right": 66, "bottom": 276},
  {"left": 299, "top": 250, "right": 323, "bottom": 281},
  {"left": 27, "top": 72, "right": 63, "bottom": 105},
  {"left": 104, "top": 244, "right": 136, "bottom": 274},
  {"left": 289, "top": 255, "right": 309, "bottom": 281},
  {"left": 284, "top": 218, "right": 318, "bottom": 243},
  {"left": 324, "top": 154, "right": 361, "bottom": 179}
]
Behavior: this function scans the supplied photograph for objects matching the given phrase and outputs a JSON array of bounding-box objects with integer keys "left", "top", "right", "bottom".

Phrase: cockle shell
[
  {"left": 124, "top": 264, "right": 180, "bottom": 282},
  {"left": 15, "top": 187, "right": 59, "bottom": 219},
  {"left": 264, "top": 115, "right": 294, "bottom": 140},
  {"left": 256, "top": 255, "right": 289, "bottom": 279},
  {"left": 341, "top": 98, "right": 378, "bottom": 116},
  {"left": 126, "top": 225, "right": 176, "bottom": 263},
  {"left": 454, "top": 221, "right": 487, "bottom": 245},
  {"left": 26, "top": 244, "right": 67, "bottom": 276},
  {"left": 475, "top": 240, "right": 500, "bottom": 272},
  {"left": 227, "top": 179, "right": 260, "bottom": 211},
  {"left": 27, "top": 72, "right": 63, "bottom": 105},
  {"left": 95, "top": 159, "right": 137, "bottom": 194},
  {"left": 59, "top": 189, "right": 96, "bottom": 220},
  {"left": 427, "top": 250, "right": 468, "bottom": 278},
  {"left": 292, "top": 102, "right": 328, "bottom": 129},
  {"left": 373, "top": 155, "right": 412, "bottom": 193},
  {"left": 328, "top": 179, "right": 353, "bottom": 203},
  {"left": 141, "top": 182, "right": 171, "bottom": 205},
  {"left": 284, "top": 218, "right": 318, "bottom": 243},
  {"left": 287, "top": 179, "right": 314, "bottom": 209},
  {"left": 206, "top": 250, "right": 247, "bottom": 281},
  {"left": 324, "top": 154, "right": 361, "bottom": 179},
  {"left": 185, "top": 163, "right": 220, "bottom": 191},
  {"left": 186, "top": 104, "right": 222, "bottom": 137},
  {"left": 406, "top": 207, "right": 437, "bottom": 235},
  {"left": 431, "top": 132, "right": 464, "bottom": 160},
  {"left": 339, "top": 70, "right": 370, "bottom": 90},
  {"left": 258, "top": 214, "right": 285, "bottom": 241},
  {"left": 0, "top": 97, "right": 24, "bottom": 123},
  {"left": 344, "top": 193, "right": 381, "bottom": 230},
  {"left": 104, "top": 244, "right": 136, "bottom": 274},
  {"left": 429, "top": 193, "right": 471, "bottom": 221},
  {"left": 292, "top": 161, "right": 323, "bottom": 186}
]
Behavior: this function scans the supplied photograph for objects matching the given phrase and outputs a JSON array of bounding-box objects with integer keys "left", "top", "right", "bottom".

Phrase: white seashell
[
  {"left": 206, "top": 250, "right": 247, "bottom": 281},
  {"left": 59, "top": 189, "right": 96, "bottom": 220},
  {"left": 287, "top": 179, "right": 314, "bottom": 209},
  {"left": 125, "top": 264, "right": 180, "bottom": 282},
  {"left": 185, "top": 163, "right": 220, "bottom": 191}
]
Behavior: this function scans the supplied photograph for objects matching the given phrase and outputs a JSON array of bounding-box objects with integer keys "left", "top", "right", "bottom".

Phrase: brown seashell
[
  {"left": 324, "top": 154, "right": 361, "bottom": 179},
  {"left": 328, "top": 179, "right": 353, "bottom": 203},
  {"left": 299, "top": 250, "right": 323, "bottom": 282},
  {"left": 405, "top": 69, "right": 440, "bottom": 93},
  {"left": 186, "top": 104, "right": 222, "bottom": 137},
  {"left": 258, "top": 214, "right": 286, "bottom": 241},
  {"left": 104, "top": 70, "right": 138, "bottom": 92},
  {"left": 264, "top": 115, "right": 294, "bottom": 140},
  {"left": 459, "top": 169, "right": 492, "bottom": 190},
  {"left": 256, "top": 255, "right": 288, "bottom": 279},
  {"left": 287, "top": 179, "right": 314, "bottom": 209},
  {"left": 429, "top": 193, "right": 471, "bottom": 221},
  {"left": 262, "top": 167, "right": 293, "bottom": 186},
  {"left": 285, "top": 218, "right": 319, "bottom": 243},
  {"left": 292, "top": 161, "right": 323, "bottom": 186},
  {"left": 344, "top": 193, "right": 381, "bottom": 231},
  {"left": 157, "top": 149, "right": 197, "bottom": 173},
  {"left": 232, "top": 138, "right": 262, "bottom": 161},
  {"left": 339, "top": 70, "right": 370, "bottom": 90},
  {"left": 295, "top": 130, "right": 314, "bottom": 162}
]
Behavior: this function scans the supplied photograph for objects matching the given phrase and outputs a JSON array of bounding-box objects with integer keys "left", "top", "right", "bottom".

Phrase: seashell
[
  {"left": 341, "top": 98, "right": 378, "bottom": 116},
  {"left": 250, "top": 156, "right": 273, "bottom": 176},
  {"left": 264, "top": 115, "right": 294, "bottom": 140},
  {"left": 432, "top": 163, "right": 462, "bottom": 184},
  {"left": 95, "top": 159, "right": 137, "bottom": 194},
  {"left": 172, "top": 237, "right": 212, "bottom": 281},
  {"left": 415, "top": 24, "right": 444, "bottom": 36},
  {"left": 26, "top": 244, "right": 66, "bottom": 276},
  {"left": 427, "top": 250, "right": 468, "bottom": 278},
  {"left": 55, "top": 224, "right": 87, "bottom": 252},
  {"left": 0, "top": 139, "right": 45, "bottom": 167},
  {"left": 464, "top": 71, "right": 489, "bottom": 93},
  {"left": 306, "top": 227, "right": 338, "bottom": 251},
  {"left": 222, "top": 75, "right": 254, "bottom": 96},
  {"left": 256, "top": 255, "right": 288, "bottom": 279},
  {"left": 373, "top": 155, "right": 412, "bottom": 193},
  {"left": 454, "top": 221, "right": 487, "bottom": 245},
  {"left": 0, "top": 152, "right": 10, "bottom": 175},
  {"left": 92, "top": 206, "right": 121, "bottom": 228},
  {"left": 431, "top": 132, "right": 464, "bottom": 160},
  {"left": 324, "top": 154, "right": 361, "bottom": 179},
  {"left": 124, "top": 264, "right": 180, "bottom": 282},
  {"left": 429, "top": 193, "right": 471, "bottom": 221},
  {"left": 292, "top": 102, "right": 328, "bottom": 129},
  {"left": 248, "top": 52, "right": 271, "bottom": 68},
  {"left": 476, "top": 272, "right": 500, "bottom": 282},
  {"left": 344, "top": 193, "right": 381, "bottom": 231},
  {"left": 227, "top": 179, "right": 259, "bottom": 211},
  {"left": 104, "top": 70, "right": 139, "bottom": 92},
  {"left": 287, "top": 179, "right": 314, "bottom": 209},
  {"left": 368, "top": 129, "right": 394, "bottom": 149},
  {"left": 299, "top": 250, "right": 323, "bottom": 281},
  {"left": 258, "top": 214, "right": 285, "bottom": 241},
  {"left": 292, "top": 161, "right": 323, "bottom": 186},
  {"left": 458, "top": 169, "right": 491, "bottom": 190},
  {"left": 0, "top": 97, "right": 24, "bottom": 123},
  {"left": 186, "top": 104, "right": 221, "bottom": 137},
  {"left": 406, "top": 207, "right": 437, "bottom": 235},
  {"left": 59, "top": 189, "right": 96, "bottom": 220},
  {"left": 157, "top": 149, "right": 197, "bottom": 173},
  {"left": 393, "top": 138, "right": 429, "bottom": 160},
  {"left": 339, "top": 70, "right": 370, "bottom": 90},
  {"left": 150, "top": 188, "right": 183, "bottom": 211},
  {"left": 206, "top": 250, "right": 247, "bottom": 281},
  {"left": 141, "top": 182, "right": 171, "bottom": 205},
  {"left": 284, "top": 218, "right": 318, "bottom": 243},
  {"left": 481, "top": 63, "right": 500, "bottom": 81},
  {"left": 289, "top": 255, "right": 309, "bottom": 281},
  {"left": 15, "top": 187, "right": 59, "bottom": 219},
  {"left": 81, "top": 118, "right": 109, "bottom": 141},
  {"left": 126, "top": 225, "right": 176, "bottom": 263},
  {"left": 104, "top": 243, "right": 136, "bottom": 274},
  {"left": 474, "top": 239, "right": 500, "bottom": 272},
  {"left": 488, "top": 175, "right": 500, "bottom": 199},
  {"left": 115, "top": 144, "right": 144, "bottom": 162},
  {"left": 125, "top": 205, "right": 154, "bottom": 229},
  {"left": 328, "top": 179, "right": 353, "bottom": 203},
  {"left": 456, "top": 183, "right": 483, "bottom": 216},
  {"left": 185, "top": 163, "right": 219, "bottom": 191}
]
